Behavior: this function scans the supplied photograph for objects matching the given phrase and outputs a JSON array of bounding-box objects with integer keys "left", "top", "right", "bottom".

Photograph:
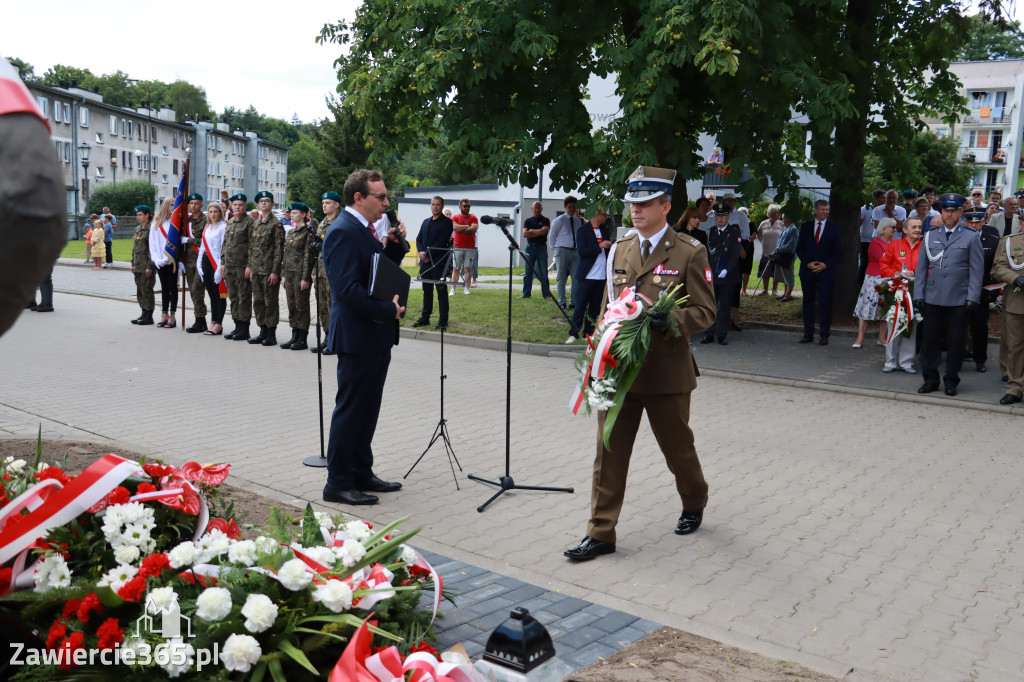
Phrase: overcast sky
[{"left": 5, "top": 0, "right": 360, "bottom": 123}]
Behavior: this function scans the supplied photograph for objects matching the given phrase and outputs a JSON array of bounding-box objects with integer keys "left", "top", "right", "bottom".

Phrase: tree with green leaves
[
  {"left": 163, "top": 81, "right": 211, "bottom": 122},
  {"left": 320, "top": 0, "right": 969, "bottom": 313},
  {"left": 956, "top": 13, "right": 1024, "bottom": 61},
  {"left": 862, "top": 131, "right": 974, "bottom": 196},
  {"left": 8, "top": 56, "right": 34, "bottom": 81}
]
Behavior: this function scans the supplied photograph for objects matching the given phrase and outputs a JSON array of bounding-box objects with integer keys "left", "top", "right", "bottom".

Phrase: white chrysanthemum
[
  {"left": 343, "top": 520, "right": 371, "bottom": 542},
  {"left": 300, "top": 511, "right": 336, "bottom": 531},
  {"left": 33, "top": 554, "right": 71, "bottom": 593},
  {"left": 277, "top": 559, "right": 313, "bottom": 591},
  {"left": 400, "top": 546, "right": 418, "bottom": 565},
  {"left": 195, "top": 530, "right": 231, "bottom": 564},
  {"left": 167, "top": 541, "right": 198, "bottom": 569},
  {"left": 335, "top": 540, "right": 366, "bottom": 568},
  {"left": 221, "top": 633, "right": 262, "bottom": 673},
  {"left": 240, "top": 594, "right": 278, "bottom": 633},
  {"left": 2, "top": 457, "right": 27, "bottom": 472},
  {"left": 228, "top": 540, "right": 258, "bottom": 565},
  {"left": 301, "top": 546, "right": 337, "bottom": 568},
  {"left": 114, "top": 544, "right": 142, "bottom": 564},
  {"left": 121, "top": 637, "right": 152, "bottom": 661},
  {"left": 313, "top": 579, "right": 353, "bottom": 613},
  {"left": 158, "top": 638, "right": 194, "bottom": 678},
  {"left": 98, "top": 563, "right": 138, "bottom": 593},
  {"left": 121, "top": 522, "right": 151, "bottom": 547},
  {"left": 195, "top": 587, "right": 233, "bottom": 622},
  {"left": 147, "top": 586, "right": 178, "bottom": 614},
  {"left": 253, "top": 535, "right": 279, "bottom": 555}
]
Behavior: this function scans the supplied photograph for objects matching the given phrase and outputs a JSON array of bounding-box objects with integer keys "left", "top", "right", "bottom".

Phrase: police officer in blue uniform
[
  {"left": 914, "top": 193, "right": 984, "bottom": 396},
  {"left": 701, "top": 202, "right": 741, "bottom": 345}
]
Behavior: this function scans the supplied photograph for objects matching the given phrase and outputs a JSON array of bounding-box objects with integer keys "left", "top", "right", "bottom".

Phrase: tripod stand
[
  {"left": 303, "top": 255, "right": 327, "bottom": 469},
  {"left": 404, "top": 322, "right": 462, "bottom": 487},
  {"left": 469, "top": 222, "right": 573, "bottom": 512}
]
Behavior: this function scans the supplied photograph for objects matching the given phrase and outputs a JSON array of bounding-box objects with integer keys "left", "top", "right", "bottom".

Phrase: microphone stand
[
  {"left": 468, "top": 222, "right": 573, "bottom": 512},
  {"left": 304, "top": 240, "right": 327, "bottom": 469}
]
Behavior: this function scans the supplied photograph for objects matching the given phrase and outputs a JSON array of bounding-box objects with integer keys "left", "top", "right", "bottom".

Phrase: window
[
  {"left": 152, "top": 156, "right": 158, "bottom": 171},
  {"left": 230, "top": 166, "right": 235, "bottom": 179},
  {"left": 63, "top": 142, "right": 71, "bottom": 163},
  {"left": 142, "top": 125, "right": 147, "bottom": 142},
  {"left": 208, "top": 136, "right": 214, "bottom": 150},
  {"left": 239, "top": 145, "right": 245, "bottom": 157},
  {"left": 216, "top": 162, "right": 221, "bottom": 175},
  {"left": 79, "top": 107, "right": 89, "bottom": 127},
  {"left": 95, "top": 132, "right": 104, "bottom": 144},
  {"left": 52, "top": 102, "right": 60, "bottom": 122},
  {"left": 122, "top": 151, "right": 127, "bottom": 167},
  {"left": 151, "top": 126, "right": 157, "bottom": 143},
  {"left": 96, "top": 167, "right": 104, "bottom": 178},
  {"left": 162, "top": 146, "right": 168, "bottom": 155},
  {"left": 936, "top": 128, "right": 948, "bottom": 138},
  {"left": 61, "top": 103, "right": 70, "bottom": 123},
  {"left": 173, "top": 159, "right": 179, "bottom": 175},
  {"left": 36, "top": 97, "right": 47, "bottom": 118},
  {"left": 216, "top": 137, "right": 222, "bottom": 151},
  {"left": 127, "top": 120, "right": 133, "bottom": 139},
  {"left": 173, "top": 132, "right": 178, "bottom": 147},
  {"left": 968, "top": 130, "right": 991, "bottom": 148},
  {"left": 162, "top": 175, "right": 169, "bottom": 184},
  {"left": 54, "top": 140, "right": 61, "bottom": 159},
  {"left": 136, "top": 153, "right": 142, "bottom": 168},
  {"left": 126, "top": 154, "right": 132, "bottom": 169},
  {"left": 110, "top": 115, "right": 118, "bottom": 135},
  {"left": 121, "top": 119, "right": 127, "bottom": 136},
  {"left": 232, "top": 141, "right": 237, "bottom": 154}
]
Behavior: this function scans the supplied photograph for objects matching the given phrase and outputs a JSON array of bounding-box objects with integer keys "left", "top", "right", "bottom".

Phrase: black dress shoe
[
  {"left": 323, "top": 485, "right": 378, "bottom": 505},
  {"left": 944, "top": 386, "right": 958, "bottom": 396},
  {"left": 700, "top": 336, "right": 714, "bottom": 344},
  {"left": 434, "top": 322, "right": 448, "bottom": 331},
  {"left": 34, "top": 305, "right": 53, "bottom": 312},
  {"left": 717, "top": 337, "right": 728, "bottom": 345},
  {"left": 730, "top": 322, "right": 742, "bottom": 332},
  {"left": 355, "top": 475, "right": 402, "bottom": 493},
  {"left": 999, "top": 394, "right": 1021, "bottom": 405},
  {"left": 186, "top": 318, "right": 207, "bottom": 334},
  {"left": 798, "top": 336, "right": 814, "bottom": 344},
  {"left": 675, "top": 509, "right": 704, "bottom": 535},
  {"left": 563, "top": 536, "right": 615, "bottom": 561},
  {"left": 917, "top": 383, "right": 939, "bottom": 394},
  {"left": 818, "top": 338, "right": 829, "bottom": 346},
  {"left": 410, "top": 317, "right": 430, "bottom": 328},
  {"left": 976, "top": 363, "right": 987, "bottom": 373}
]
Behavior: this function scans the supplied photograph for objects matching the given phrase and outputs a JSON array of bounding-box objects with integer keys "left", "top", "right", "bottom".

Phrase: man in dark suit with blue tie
[
  {"left": 322, "top": 169, "right": 410, "bottom": 506},
  {"left": 796, "top": 199, "right": 843, "bottom": 345}
]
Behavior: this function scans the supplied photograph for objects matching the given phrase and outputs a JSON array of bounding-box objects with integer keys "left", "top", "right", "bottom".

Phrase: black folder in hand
[{"left": 368, "top": 252, "right": 412, "bottom": 317}]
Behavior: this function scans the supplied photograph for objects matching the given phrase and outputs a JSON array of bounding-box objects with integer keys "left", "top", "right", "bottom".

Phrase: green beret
[
  {"left": 288, "top": 202, "right": 310, "bottom": 213},
  {"left": 187, "top": 193, "right": 204, "bottom": 202},
  {"left": 254, "top": 191, "right": 274, "bottom": 202},
  {"left": 229, "top": 193, "right": 247, "bottom": 203},
  {"left": 134, "top": 205, "right": 152, "bottom": 215},
  {"left": 321, "top": 191, "right": 342, "bottom": 203}
]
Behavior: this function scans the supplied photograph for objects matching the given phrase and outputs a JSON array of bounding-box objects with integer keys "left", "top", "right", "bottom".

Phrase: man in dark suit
[
  {"left": 701, "top": 202, "right": 742, "bottom": 345},
  {"left": 411, "top": 195, "right": 454, "bottom": 330},
  {"left": 796, "top": 199, "right": 843, "bottom": 345},
  {"left": 963, "top": 207, "right": 1001, "bottom": 373},
  {"left": 322, "top": 169, "right": 410, "bottom": 505},
  {"left": 566, "top": 205, "right": 613, "bottom": 342}
]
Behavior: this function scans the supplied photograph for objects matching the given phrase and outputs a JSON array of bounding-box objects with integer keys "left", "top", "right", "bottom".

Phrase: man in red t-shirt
[{"left": 450, "top": 198, "right": 478, "bottom": 295}]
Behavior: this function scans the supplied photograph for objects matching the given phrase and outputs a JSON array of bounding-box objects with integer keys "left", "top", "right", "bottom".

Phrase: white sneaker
[
  {"left": 463, "top": 288, "right": 470, "bottom": 295},
  {"left": 882, "top": 365, "right": 895, "bottom": 373},
  {"left": 565, "top": 336, "right": 577, "bottom": 344},
  {"left": 449, "top": 290, "right": 455, "bottom": 296},
  {"left": 852, "top": 343, "right": 862, "bottom": 349},
  {"left": 901, "top": 366, "right": 916, "bottom": 374}
]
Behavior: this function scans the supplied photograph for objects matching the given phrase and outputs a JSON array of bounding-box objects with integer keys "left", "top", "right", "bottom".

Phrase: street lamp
[
  {"left": 111, "top": 154, "right": 118, "bottom": 186},
  {"left": 78, "top": 142, "right": 91, "bottom": 215}
]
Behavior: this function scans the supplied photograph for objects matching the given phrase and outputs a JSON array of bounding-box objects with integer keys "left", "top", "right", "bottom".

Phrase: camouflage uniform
[
  {"left": 314, "top": 218, "right": 333, "bottom": 334},
  {"left": 131, "top": 221, "right": 156, "bottom": 311},
  {"left": 222, "top": 214, "right": 254, "bottom": 323},
  {"left": 184, "top": 214, "right": 208, "bottom": 318},
  {"left": 249, "top": 213, "right": 285, "bottom": 327},
  {"left": 283, "top": 219, "right": 316, "bottom": 331}
]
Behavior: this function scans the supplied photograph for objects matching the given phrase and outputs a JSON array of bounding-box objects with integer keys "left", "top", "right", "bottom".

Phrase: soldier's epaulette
[
  {"left": 689, "top": 237, "right": 701, "bottom": 248},
  {"left": 615, "top": 232, "right": 637, "bottom": 244}
]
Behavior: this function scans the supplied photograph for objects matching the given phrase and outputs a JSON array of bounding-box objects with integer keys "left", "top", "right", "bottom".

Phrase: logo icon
[{"left": 135, "top": 591, "right": 194, "bottom": 639}]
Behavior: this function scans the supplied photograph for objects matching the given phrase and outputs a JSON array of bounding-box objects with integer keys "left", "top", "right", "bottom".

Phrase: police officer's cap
[
  {"left": 187, "top": 193, "right": 203, "bottom": 202},
  {"left": 623, "top": 165, "right": 676, "bottom": 204},
  {"left": 321, "top": 191, "right": 342, "bottom": 203},
  {"left": 134, "top": 205, "right": 152, "bottom": 215},
  {"left": 229, "top": 193, "right": 247, "bottom": 203},
  {"left": 254, "top": 191, "right": 274, "bottom": 202},
  {"left": 963, "top": 208, "right": 986, "bottom": 222},
  {"left": 938, "top": 192, "right": 966, "bottom": 208},
  {"left": 288, "top": 202, "right": 310, "bottom": 213},
  {"left": 712, "top": 202, "right": 731, "bottom": 215}
]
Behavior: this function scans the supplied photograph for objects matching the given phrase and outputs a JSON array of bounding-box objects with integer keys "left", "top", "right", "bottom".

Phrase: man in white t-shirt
[{"left": 872, "top": 189, "right": 906, "bottom": 233}]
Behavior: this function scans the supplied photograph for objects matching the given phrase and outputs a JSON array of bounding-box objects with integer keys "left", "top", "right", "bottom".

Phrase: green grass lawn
[{"left": 62, "top": 238, "right": 133, "bottom": 261}]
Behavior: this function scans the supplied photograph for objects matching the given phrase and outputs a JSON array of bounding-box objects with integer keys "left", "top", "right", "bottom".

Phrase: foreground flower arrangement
[
  {"left": 570, "top": 285, "right": 689, "bottom": 448},
  {"left": 0, "top": 445, "right": 444, "bottom": 681},
  {"left": 876, "top": 274, "right": 919, "bottom": 343}
]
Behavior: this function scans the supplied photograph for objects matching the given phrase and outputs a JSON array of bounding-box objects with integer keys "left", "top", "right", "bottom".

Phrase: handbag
[{"left": 773, "top": 250, "right": 794, "bottom": 267}]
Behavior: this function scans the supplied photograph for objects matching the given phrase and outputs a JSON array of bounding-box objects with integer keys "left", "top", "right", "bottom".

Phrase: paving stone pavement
[{"left": 4, "top": 281, "right": 1024, "bottom": 681}]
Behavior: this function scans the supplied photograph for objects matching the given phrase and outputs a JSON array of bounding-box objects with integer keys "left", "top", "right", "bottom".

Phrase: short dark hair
[
  {"left": 431, "top": 196, "right": 444, "bottom": 206},
  {"left": 695, "top": 196, "right": 710, "bottom": 210},
  {"left": 814, "top": 199, "right": 829, "bottom": 209},
  {"left": 872, "top": 188, "right": 885, "bottom": 199},
  {"left": 563, "top": 195, "right": 578, "bottom": 207},
  {"left": 920, "top": 185, "right": 936, "bottom": 195},
  {"left": 343, "top": 169, "right": 384, "bottom": 206}
]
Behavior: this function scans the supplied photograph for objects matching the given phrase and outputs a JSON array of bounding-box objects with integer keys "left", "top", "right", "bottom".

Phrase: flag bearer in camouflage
[
  {"left": 280, "top": 202, "right": 317, "bottom": 351},
  {"left": 129, "top": 205, "right": 156, "bottom": 326},
  {"left": 247, "top": 190, "right": 285, "bottom": 347},
  {"left": 311, "top": 191, "right": 341, "bottom": 355},
  {"left": 222, "top": 193, "right": 254, "bottom": 340},
  {"left": 184, "top": 193, "right": 209, "bottom": 333}
]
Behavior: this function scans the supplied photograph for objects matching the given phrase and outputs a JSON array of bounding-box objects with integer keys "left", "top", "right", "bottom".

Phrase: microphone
[
  {"left": 386, "top": 210, "right": 399, "bottom": 227},
  {"left": 481, "top": 215, "right": 515, "bottom": 228}
]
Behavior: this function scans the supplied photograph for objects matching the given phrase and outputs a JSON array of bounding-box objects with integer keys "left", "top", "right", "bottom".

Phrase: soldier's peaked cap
[
  {"left": 712, "top": 202, "right": 731, "bottom": 215},
  {"left": 624, "top": 165, "right": 676, "bottom": 204},
  {"left": 963, "top": 207, "right": 986, "bottom": 221}
]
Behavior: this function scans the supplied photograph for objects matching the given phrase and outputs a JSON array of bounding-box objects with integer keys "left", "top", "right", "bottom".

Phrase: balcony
[
  {"left": 960, "top": 147, "right": 1014, "bottom": 165},
  {"left": 962, "top": 107, "right": 1014, "bottom": 125}
]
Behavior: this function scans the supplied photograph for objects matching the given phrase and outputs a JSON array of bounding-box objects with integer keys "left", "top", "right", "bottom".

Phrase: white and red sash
[{"left": 202, "top": 230, "right": 228, "bottom": 297}]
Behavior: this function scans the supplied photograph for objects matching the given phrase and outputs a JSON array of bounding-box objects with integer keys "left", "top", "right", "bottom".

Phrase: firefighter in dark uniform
[
  {"left": 701, "top": 202, "right": 742, "bottom": 345},
  {"left": 962, "top": 207, "right": 1000, "bottom": 373}
]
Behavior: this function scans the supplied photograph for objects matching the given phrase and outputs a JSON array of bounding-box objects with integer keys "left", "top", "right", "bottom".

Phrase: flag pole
[{"left": 179, "top": 153, "right": 191, "bottom": 331}]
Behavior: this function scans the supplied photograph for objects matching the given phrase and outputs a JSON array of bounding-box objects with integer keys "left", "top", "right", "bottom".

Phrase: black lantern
[{"left": 483, "top": 607, "right": 555, "bottom": 673}]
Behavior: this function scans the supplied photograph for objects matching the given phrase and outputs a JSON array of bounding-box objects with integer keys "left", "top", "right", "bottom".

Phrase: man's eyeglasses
[{"left": 365, "top": 192, "right": 388, "bottom": 201}]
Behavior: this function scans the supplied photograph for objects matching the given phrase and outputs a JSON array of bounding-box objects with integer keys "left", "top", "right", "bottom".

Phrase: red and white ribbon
[{"left": 884, "top": 276, "right": 915, "bottom": 344}]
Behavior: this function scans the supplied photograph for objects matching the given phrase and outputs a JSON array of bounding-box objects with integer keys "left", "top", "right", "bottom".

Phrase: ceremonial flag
[{"left": 164, "top": 159, "right": 190, "bottom": 267}]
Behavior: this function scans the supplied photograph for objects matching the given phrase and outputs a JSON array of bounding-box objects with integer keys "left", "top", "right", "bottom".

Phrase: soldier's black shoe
[
  {"left": 999, "top": 394, "right": 1021, "bottom": 405},
  {"left": 280, "top": 329, "right": 297, "bottom": 349},
  {"left": 26, "top": 300, "right": 37, "bottom": 310},
  {"left": 976, "top": 363, "right": 987, "bottom": 373},
  {"left": 136, "top": 310, "right": 155, "bottom": 326},
  {"left": 261, "top": 328, "right": 277, "bottom": 346},
  {"left": 34, "top": 305, "right": 54, "bottom": 312},
  {"left": 717, "top": 337, "right": 728, "bottom": 345},
  {"left": 290, "top": 332, "right": 308, "bottom": 351},
  {"left": 700, "top": 335, "right": 714, "bottom": 344},
  {"left": 224, "top": 323, "right": 238, "bottom": 340},
  {"left": 944, "top": 386, "right": 958, "bottom": 397},
  {"left": 186, "top": 317, "right": 207, "bottom": 334},
  {"left": 917, "top": 383, "right": 939, "bottom": 394},
  {"left": 355, "top": 475, "right": 402, "bottom": 493},
  {"left": 798, "top": 336, "right": 814, "bottom": 344},
  {"left": 675, "top": 509, "right": 704, "bottom": 535},
  {"left": 233, "top": 324, "right": 250, "bottom": 341},
  {"left": 131, "top": 309, "right": 145, "bottom": 324},
  {"left": 248, "top": 326, "right": 267, "bottom": 344},
  {"left": 323, "top": 485, "right": 378, "bottom": 506},
  {"left": 411, "top": 317, "right": 430, "bottom": 328},
  {"left": 563, "top": 536, "right": 615, "bottom": 561}
]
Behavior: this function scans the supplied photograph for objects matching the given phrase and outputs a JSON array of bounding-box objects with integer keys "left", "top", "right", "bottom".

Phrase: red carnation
[
  {"left": 137, "top": 482, "right": 157, "bottom": 494},
  {"left": 143, "top": 463, "right": 180, "bottom": 478},
  {"left": 34, "top": 466, "right": 71, "bottom": 485},
  {"left": 180, "top": 462, "right": 230, "bottom": 485},
  {"left": 109, "top": 486, "right": 131, "bottom": 504},
  {"left": 117, "top": 576, "right": 147, "bottom": 603},
  {"left": 46, "top": 621, "right": 66, "bottom": 649},
  {"left": 409, "top": 564, "right": 430, "bottom": 578},
  {"left": 138, "top": 552, "right": 171, "bottom": 578},
  {"left": 57, "top": 631, "right": 85, "bottom": 669},
  {"left": 96, "top": 617, "right": 124, "bottom": 650},
  {"left": 76, "top": 593, "right": 104, "bottom": 623},
  {"left": 409, "top": 641, "right": 439, "bottom": 657},
  {"left": 206, "top": 517, "right": 242, "bottom": 540},
  {"left": 62, "top": 598, "right": 82, "bottom": 620}
]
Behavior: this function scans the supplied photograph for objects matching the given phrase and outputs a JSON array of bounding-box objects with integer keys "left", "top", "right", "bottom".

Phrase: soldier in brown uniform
[
  {"left": 280, "top": 202, "right": 316, "bottom": 351},
  {"left": 222, "top": 193, "right": 254, "bottom": 340},
  {"left": 311, "top": 191, "right": 341, "bottom": 355},
  {"left": 247, "top": 190, "right": 285, "bottom": 346},
  {"left": 183, "top": 193, "right": 209, "bottom": 333},
  {"left": 992, "top": 230, "right": 1024, "bottom": 404},
  {"left": 129, "top": 205, "right": 156, "bottom": 326},
  {"left": 565, "top": 166, "right": 717, "bottom": 561}
]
